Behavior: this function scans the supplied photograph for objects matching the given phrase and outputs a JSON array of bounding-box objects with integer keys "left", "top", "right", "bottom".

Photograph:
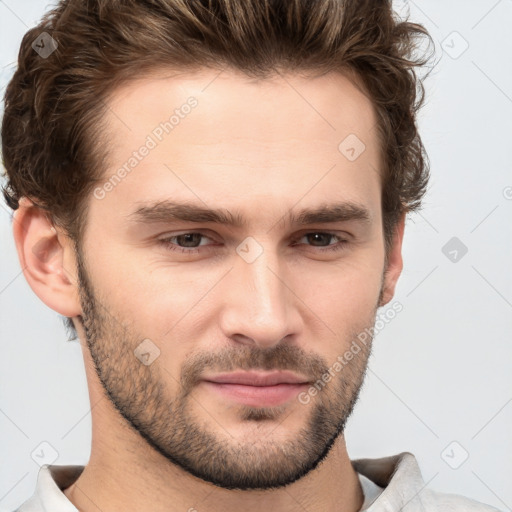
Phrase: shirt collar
[{"left": 351, "top": 451, "right": 428, "bottom": 511}]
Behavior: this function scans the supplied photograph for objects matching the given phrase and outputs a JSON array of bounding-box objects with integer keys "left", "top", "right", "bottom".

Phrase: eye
[
  {"left": 158, "top": 232, "right": 215, "bottom": 253},
  {"left": 157, "top": 231, "right": 349, "bottom": 254},
  {"left": 294, "top": 232, "right": 349, "bottom": 252}
]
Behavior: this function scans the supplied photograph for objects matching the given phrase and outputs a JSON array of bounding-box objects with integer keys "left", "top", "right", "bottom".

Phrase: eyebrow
[{"left": 127, "top": 199, "right": 372, "bottom": 229}]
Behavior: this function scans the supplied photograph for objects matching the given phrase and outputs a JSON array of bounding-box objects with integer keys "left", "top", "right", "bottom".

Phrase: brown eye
[
  {"left": 304, "top": 233, "right": 334, "bottom": 247},
  {"left": 294, "top": 232, "right": 349, "bottom": 253}
]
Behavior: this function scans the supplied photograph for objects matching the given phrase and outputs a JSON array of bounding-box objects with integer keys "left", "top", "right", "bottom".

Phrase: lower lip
[{"left": 202, "top": 381, "right": 309, "bottom": 407}]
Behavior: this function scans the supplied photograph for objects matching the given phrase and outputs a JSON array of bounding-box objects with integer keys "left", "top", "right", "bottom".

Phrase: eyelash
[{"left": 157, "top": 232, "right": 349, "bottom": 254}]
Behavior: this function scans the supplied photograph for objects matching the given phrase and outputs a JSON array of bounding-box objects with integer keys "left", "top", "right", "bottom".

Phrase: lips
[
  {"left": 202, "top": 370, "right": 311, "bottom": 386},
  {"left": 200, "top": 371, "right": 311, "bottom": 407}
]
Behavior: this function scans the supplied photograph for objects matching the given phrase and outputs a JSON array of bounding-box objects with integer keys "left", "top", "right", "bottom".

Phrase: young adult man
[{"left": 2, "top": 0, "right": 501, "bottom": 510}]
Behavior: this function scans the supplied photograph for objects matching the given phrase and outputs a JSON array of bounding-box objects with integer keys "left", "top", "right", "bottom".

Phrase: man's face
[{"left": 75, "top": 68, "right": 391, "bottom": 490}]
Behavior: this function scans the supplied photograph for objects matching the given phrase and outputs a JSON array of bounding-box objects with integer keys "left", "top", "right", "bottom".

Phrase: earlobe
[
  {"left": 379, "top": 213, "right": 406, "bottom": 307},
  {"left": 12, "top": 197, "right": 82, "bottom": 318}
]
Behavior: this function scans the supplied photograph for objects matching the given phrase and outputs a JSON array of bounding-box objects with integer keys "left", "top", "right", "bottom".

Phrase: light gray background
[{"left": 1, "top": 1, "right": 511, "bottom": 511}]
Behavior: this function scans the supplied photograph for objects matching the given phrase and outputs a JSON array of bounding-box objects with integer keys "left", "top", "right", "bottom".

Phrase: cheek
[
  {"left": 87, "top": 236, "right": 384, "bottom": 344},
  {"left": 291, "top": 255, "right": 384, "bottom": 318},
  {"left": 94, "top": 255, "right": 227, "bottom": 338}
]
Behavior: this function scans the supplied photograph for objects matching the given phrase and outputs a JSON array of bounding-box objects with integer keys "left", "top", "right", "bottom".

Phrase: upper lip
[{"left": 202, "top": 371, "right": 310, "bottom": 386}]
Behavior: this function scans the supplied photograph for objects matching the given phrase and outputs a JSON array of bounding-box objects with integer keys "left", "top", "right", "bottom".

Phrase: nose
[{"left": 218, "top": 246, "right": 301, "bottom": 349}]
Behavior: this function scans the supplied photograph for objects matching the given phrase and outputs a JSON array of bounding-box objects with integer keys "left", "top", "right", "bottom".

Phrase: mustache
[{"left": 178, "top": 343, "right": 329, "bottom": 396}]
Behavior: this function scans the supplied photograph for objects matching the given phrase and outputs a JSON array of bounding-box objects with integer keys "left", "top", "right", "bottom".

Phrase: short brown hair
[{"left": 1, "top": 0, "right": 433, "bottom": 336}]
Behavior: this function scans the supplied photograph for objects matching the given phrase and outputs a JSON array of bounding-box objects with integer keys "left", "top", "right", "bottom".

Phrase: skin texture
[{"left": 13, "top": 67, "right": 405, "bottom": 512}]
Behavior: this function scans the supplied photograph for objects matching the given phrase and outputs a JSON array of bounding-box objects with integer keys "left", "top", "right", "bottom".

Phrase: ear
[
  {"left": 379, "top": 212, "right": 406, "bottom": 307},
  {"left": 12, "top": 197, "right": 82, "bottom": 318}
]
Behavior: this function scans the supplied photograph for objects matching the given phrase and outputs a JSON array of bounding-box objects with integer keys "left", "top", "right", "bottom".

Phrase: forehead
[
  {"left": 91, "top": 67, "right": 382, "bottom": 231},
  {"left": 105, "top": 67, "right": 378, "bottom": 147}
]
